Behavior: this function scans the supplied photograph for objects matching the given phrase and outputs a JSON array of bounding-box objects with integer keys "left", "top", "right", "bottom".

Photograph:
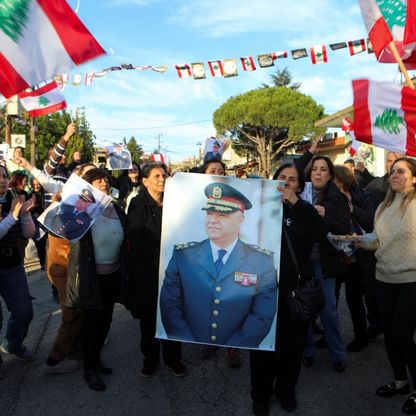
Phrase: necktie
[{"left": 215, "top": 249, "right": 227, "bottom": 275}]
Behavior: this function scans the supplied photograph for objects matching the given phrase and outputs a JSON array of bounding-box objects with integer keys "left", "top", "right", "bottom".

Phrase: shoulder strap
[{"left": 282, "top": 224, "right": 300, "bottom": 280}]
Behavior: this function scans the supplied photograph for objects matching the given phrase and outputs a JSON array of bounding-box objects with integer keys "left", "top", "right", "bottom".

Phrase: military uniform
[
  {"left": 43, "top": 189, "right": 95, "bottom": 241},
  {"left": 160, "top": 182, "right": 277, "bottom": 348}
]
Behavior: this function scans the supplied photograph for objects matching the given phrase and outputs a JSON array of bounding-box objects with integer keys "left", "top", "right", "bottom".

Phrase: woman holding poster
[
  {"left": 250, "top": 163, "right": 325, "bottom": 414},
  {"left": 127, "top": 163, "right": 187, "bottom": 379}
]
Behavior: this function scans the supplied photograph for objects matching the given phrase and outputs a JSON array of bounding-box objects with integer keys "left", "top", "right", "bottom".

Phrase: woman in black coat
[
  {"left": 334, "top": 165, "right": 380, "bottom": 351},
  {"left": 127, "top": 162, "right": 186, "bottom": 378},
  {"left": 250, "top": 163, "right": 325, "bottom": 415},
  {"left": 65, "top": 168, "right": 129, "bottom": 392},
  {"left": 303, "top": 156, "right": 351, "bottom": 372}
]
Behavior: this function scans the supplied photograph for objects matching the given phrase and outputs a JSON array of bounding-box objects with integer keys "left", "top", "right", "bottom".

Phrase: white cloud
[{"left": 104, "top": 0, "right": 154, "bottom": 6}]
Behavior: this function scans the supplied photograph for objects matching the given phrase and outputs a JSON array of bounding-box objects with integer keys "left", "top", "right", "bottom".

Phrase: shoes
[
  {"left": 302, "top": 356, "right": 314, "bottom": 367},
  {"left": 0, "top": 344, "right": 33, "bottom": 362},
  {"left": 333, "top": 361, "right": 347, "bottom": 373},
  {"left": 84, "top": 370, "right": 106, "bottom": 391},
  {"left": 226, "top": 348, "right": 242, "bottom": 368},
  {"left": 402, "top": 394, "right": 416, "bottom": 414},
  {"left": 346, "top": 337, "right": 369, "bottom": 352},
  {"left": 97, "top": 361, "right": 112, "bottom": 375},
  {"left": 141, "top": 363, "right": 158, "bottom": 378},
  {"left": 315, "top": 337, "right": 327, "bottom": 349},
  {"left": 252, "top": 400, "right": 269, "bottom": 416},
  {"left": 169, "top": 361, "right": 188, "bottom": 377},
  {"left": 376, "top": 382, "right": 410, "bottom": 398},
  {"left": 200, "top": 345, "right": 217, "bottom": 360},
  {"left": 280, "top": 396, "right": 297, "bottom": 412},
  {"left": 45, "top": 358, "right": 80, "bottom": 374}
]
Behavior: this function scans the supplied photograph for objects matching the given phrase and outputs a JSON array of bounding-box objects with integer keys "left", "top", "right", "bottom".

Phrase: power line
[{"left": 92, "top": 119, "right": 212, "bottom": 131}]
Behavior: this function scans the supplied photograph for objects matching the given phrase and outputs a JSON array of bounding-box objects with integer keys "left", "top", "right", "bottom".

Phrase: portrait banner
[
  {"left": 106, "top": 144, "right": 132, "bottom": 170},
  {"left": 156, "top": 173, "right": 283, "bottom": 351},
  {"left": 0, "top": 143, "right": 9, "bottom": 166},
  {"left": 37, "top": 174, "right": 112, "bottom": 242},
  {"left": 203, "top": 137, "right": 226, "bottom": 163}
]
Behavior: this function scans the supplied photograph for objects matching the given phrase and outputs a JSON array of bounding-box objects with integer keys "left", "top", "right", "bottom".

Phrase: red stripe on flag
[
  {"left": 310, "top": 47, "right": 317, "bottom": 64},
  {"left": 322, "top": 46, "right": 327, "bottom": 62},
  {"left": 404, "top": 0, "right": 416, "bottom": 49},
  {"left": 28, "top": 100, "right": 66, "bottom": 118},
  {"left": 37, "top": 0, "right": 105, "bottom": 65},
  {"left": 402, "top": 86, "right": 416, "bottom": 157},
  {"left": 0, "top": 53, "right": 30, "bottom": 98},
  {"left": 352, "top": 79, "right": 373, "bottom": 146},
  {"left": 18, "top": 81, "right": 58, "bottom": 98},
  {"left": 369, "top": 17, "right": 393, "bottom": 59}
]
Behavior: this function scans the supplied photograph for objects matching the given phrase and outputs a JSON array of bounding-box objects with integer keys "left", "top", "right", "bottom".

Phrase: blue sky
[{"left": 64, "top": 0, "right": 403, "bottom": 162}]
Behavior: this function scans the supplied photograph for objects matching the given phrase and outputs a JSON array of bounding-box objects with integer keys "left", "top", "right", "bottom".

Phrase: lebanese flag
[
  {"left": 348, "top": 39, "right": 367, "bottom": 55},
  {"left": 18, "top": 81, "right": 66, "bottom": 117},
  {"left": 208, "top": 61, "right": 224, "bottom": 77},
  {"left": 240, "top": 56, "right": 256, "bottom": 71},
  {"left": 342, "top": 117, "right": 360, "bottom": 156},
  {"left": 352, "top": 79, "right": 416, "bottom": 156},
  {"left": 175, "top": 64, "right": 192, "bottom": 79},
  {"left": 151, "top": 153, "right": 165, "bottom": 163},
  {"left": 272, "top": 51, "right": 288, "bottom": 59},
  {"left": 310, "top": 45, "right": 328, "bottom": 64},
  {"left": 359, "top": 0, "right": 416, "bottom": 65},
  {"left": 0, "top": 0, "right": 105, "bottom": 98}
]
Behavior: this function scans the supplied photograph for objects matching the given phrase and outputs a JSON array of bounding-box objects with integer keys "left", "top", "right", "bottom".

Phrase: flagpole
[
  {"left": 388, "top": 41, "right": 415, "bottom": 89},
  {"left": 30, "top": 117, "right": 36, "bottom": 166}
]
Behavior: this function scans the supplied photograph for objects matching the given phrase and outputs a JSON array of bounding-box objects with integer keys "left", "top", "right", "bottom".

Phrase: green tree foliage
[
  {"left": 262, "top": 67, "right": 301, "bottom": 90},
  {"left": 123, "top": 136, "right": 143, "bottom": 163},
  {"left": 11, "top": 110, "right": 95, "bottom": 169},
  {"left": 213, "top": 86, "right": 325, "bottom": 177}
]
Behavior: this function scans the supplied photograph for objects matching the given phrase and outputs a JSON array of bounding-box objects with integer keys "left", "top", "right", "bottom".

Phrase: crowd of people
[{"left": 0, "top": 126, "right": 415, "bottom": 415}]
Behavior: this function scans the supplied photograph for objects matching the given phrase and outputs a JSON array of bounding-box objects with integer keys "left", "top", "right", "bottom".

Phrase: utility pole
[
  {"left": 196, "top": 141, "right": 202, "bottom": 163},
  {"left": 156, "top": 133, "right": 162, "bottom": 152},
  {"left": 29, "top": 118, "right": 36, "bottom": 165},
  {"left": 5, "top": 112, "right": 11, "bottom": 146}
]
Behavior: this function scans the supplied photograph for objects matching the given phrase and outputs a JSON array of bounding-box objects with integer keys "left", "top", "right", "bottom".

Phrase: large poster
[
  {"left": 37, "top": 174, "right": 112, "bottom": 241},
  {"left": 156, "top": 173, "right": 283, "bottom": 351}
]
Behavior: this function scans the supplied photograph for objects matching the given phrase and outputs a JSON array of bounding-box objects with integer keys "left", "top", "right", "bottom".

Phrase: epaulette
[
  {"left": 175, "top": 241, "right": 200, "bottom": 250},
  {"left": 248, "top": 244, "right": 275, "bottom": 256}
]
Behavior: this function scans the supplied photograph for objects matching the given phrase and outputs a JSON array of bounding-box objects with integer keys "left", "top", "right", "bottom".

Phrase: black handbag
[{"left": 283, "top": 225, "right": 326, "bottom": 323}]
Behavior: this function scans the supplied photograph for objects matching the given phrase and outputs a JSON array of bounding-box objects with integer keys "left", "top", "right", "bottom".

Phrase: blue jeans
[
  {"left": 0, "top": 264, "right": 33, "bottom": 352},
  {"left": 304, "top": 260, "right": 346, "bottom": 363}
]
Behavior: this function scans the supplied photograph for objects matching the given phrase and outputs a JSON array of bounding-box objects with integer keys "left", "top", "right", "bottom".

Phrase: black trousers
[
  {"left": 344, "top": 261, "right": 380, "bottom": 339},
  {"left": 82, "top": 271, "right": 120, "bottom": 371},
  {"left": 139, "top": 315, "right": 182, "bottom": 368},
  {"left": 250, "top": 299, "right": 309, "bottom": 401},
  {"left": 377, "top": 280, "right": 416, "bottom": 389}
]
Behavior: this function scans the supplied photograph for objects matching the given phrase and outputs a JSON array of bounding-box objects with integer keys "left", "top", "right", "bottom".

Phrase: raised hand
[{"left": 21, "top": 195, "right": 36, "bottom": 214}]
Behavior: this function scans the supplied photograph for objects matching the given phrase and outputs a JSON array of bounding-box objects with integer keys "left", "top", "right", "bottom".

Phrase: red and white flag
[
  {"left": 359, "top": 0, "right": 416, "bottom": 65},
  {"left": 240, "top": 56, "right": 256, "bottom": 71},
  {"left": 85, "top": 72, "right": 95, "bottom": 86},
  {"left": 342, "top": 117, "right": 360, "bottom": 156},
  {"left": 348, "top": 39, "right": 367, "bottom": 55},
  {"left": 151, "top": 153, "right": 165, "bottom": 163},
  {"left": 272, "top": 51, "right": 288, "bottom": 59},
  {"left": 208, "top": 61, "right": 224, "bottom": 77},
  {"left": 175, "top": 64, "right": 192, "bottom": 79},
  {"left": 310, "top": 45, "right": 328, "bottom": 64},
  {"left": 352, "top": 79, "right": 416, "bottom": 156},
  {"left": 0, "top": 0, "right": 105, "bottom": 98},
  {"left": 18, "top": 81, "right": 66, "bottom": 117}
]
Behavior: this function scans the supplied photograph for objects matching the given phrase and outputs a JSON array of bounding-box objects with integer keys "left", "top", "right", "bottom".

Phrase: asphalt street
[{"left": 0, "top": 258, "right": 406, "bottom": 416}]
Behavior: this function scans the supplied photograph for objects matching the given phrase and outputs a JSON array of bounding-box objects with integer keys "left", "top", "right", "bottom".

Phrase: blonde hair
[{"left": 376, "top": 157, "right": 416, "bottom": 219}]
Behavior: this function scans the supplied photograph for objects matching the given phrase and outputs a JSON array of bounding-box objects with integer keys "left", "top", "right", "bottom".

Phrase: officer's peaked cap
[{"left": 202, "top": 182, "right": 252, "bottom": 213}]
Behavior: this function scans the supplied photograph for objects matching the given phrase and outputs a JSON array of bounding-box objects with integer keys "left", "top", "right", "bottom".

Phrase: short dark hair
[
  {"left": 82, "top": 168, "right": 109, "bottom": 184},
  {"left": 344, "top": 159, "right": 355, "bottom": 167},
  {"left": 141, "top": 162, "right": 168, "bottom": 179},
  {"left": 201, "top": 158, "right": 226, "bottom": 174},
  {"left": 0, "top": 165, "right": 9, "bottom": 178},
  {"left": 273, "top": 163, "right": 306, "bottom": 193}
]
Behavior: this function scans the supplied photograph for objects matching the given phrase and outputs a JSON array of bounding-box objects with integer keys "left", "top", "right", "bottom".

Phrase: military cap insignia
[{"left": 212, "top": 186, "right": 222, "bottom": 199}]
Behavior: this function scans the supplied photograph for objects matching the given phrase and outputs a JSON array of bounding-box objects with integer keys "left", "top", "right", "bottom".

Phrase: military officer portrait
[
  {"left": 42, "top": 189, "right": 95, "bottom": 241},
  {"left": 159, "top": 182, "right": 277, "bottom": 349},
  {"left": 107, "top": 144, "right": 132, "bottom": 170}
]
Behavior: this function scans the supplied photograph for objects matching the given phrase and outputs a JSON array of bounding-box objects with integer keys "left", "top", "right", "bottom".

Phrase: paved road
[{"left": 0, "top": 261, "right": 404, "bottom": 416}]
